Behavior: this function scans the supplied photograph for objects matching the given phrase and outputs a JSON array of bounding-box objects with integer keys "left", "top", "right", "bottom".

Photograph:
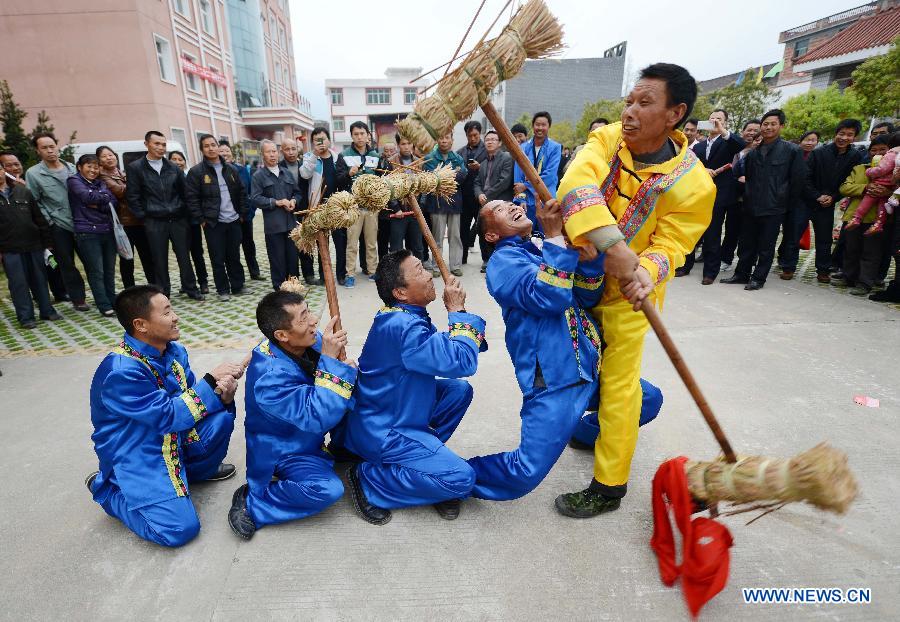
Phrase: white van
[{"left": 69, "top": 140, "right": 188, "bottom": 169}]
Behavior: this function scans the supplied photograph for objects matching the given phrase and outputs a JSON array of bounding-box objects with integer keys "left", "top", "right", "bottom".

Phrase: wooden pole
[
  {"left": 481, "top": 101, "right": 738, "bottom": 463},
  {"left": 405, "top": 194, "right": 452, "bottom": 283},
  {"left": 315, "top": 231, "right": 342, "bottom": 332}
]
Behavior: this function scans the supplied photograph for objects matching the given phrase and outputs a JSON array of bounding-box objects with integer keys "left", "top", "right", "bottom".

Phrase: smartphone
[
  {"left": 468, "top": 159, "right": 478, "bottom": 164},
  {"left": 697, "top": 120, "right": 715, "bottom": 131}
]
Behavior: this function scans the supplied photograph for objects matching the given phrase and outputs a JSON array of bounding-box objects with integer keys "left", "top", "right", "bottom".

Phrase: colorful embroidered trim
[
  {"left": 537, "top": 263, "right": 574, "bottom": 289},
  {"left": 180, "top": 388, "right": 208, "bottom": 423},
  {"left": 573, "top": 273, "right": 604, "bottom": 290},
  {"left": 185, "top": 428, "right": 202, "bottom": 445},
  {"left": 642, "top": 252, "right": 671, "bottom": 284},
  {"left": 449, "top": 322, "right": 485, "bottom": 347},
  {"left": 379, "top": 306, "right": 407, "bottom": 313},
  {"left": 314, "top": 369, "right": 353, "bottom": 399},
  {"left": 162, "top": 432, "right": 187, "bottom": 496},
  {"left": 560, "top": 185, "right": 608, "bottom": 224},
  {"left": 258, "top": 339, "right": 275, "bottom": 357},
  {"left": 579, "top": 309, "right": 603, "bottom": 373},
  {"left": 170, "top": 360, "right": 187, "bottom": 391},
  {"left": 565, "top": 307, "right": 581, "bottom": 371}
]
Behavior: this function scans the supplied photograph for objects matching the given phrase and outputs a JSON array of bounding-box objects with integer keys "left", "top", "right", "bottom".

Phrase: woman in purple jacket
[{"left": 68, "top": 154, "right": 117, "bottom": 316}]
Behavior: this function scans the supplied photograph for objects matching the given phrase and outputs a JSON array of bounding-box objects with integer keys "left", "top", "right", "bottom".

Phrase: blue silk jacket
[
  {"left": 487, "top": 237, "right": 605, "bottom": 392},
  {"left": 244, "top": 336, "right": 358, "bottom": 494},
  {"left": 89, "top": 333, "right": 229, "bottom": 509},
  {"left": 338, "top": 305, "right": 487, "bottom": 462}
]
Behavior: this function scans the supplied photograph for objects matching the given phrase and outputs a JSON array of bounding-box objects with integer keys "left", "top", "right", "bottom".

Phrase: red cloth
[
  {"left": 799, "top": 224, "right": 811, "bottom": 250},
  {"left": 650, "top": 457, "right": 733, "bottom": 618}
]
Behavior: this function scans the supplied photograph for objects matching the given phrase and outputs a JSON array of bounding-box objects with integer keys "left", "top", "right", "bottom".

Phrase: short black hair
[
  {"left": 464, "top": 120, "right": 482, "bottom": 134},
  {"left": 889, "top": 131, "right": 900, "bottom": 150},
  {"left": 76, "top": 154, "right": 99, "bottom": 168},
  {"left": 511, "top": 123, "right": 528, "bottom": 135},
  {"left": 95, "top": 145, "right": 119, "bottom": 164},
  {"left": 256, "top": 290, "right": 307, "bottom": 342},
  {"left": 0, "top": 150, "right": 16, "bottom": 159},
  {"left": 870, "top": 134, "right": 891, "bottom": 148},
  {"left": 218, "top": 139, "right": 231, "bottom": 147},
  {"left": 198, "top": 133, "right": 217, "bottom": 149},
  {"left": 31, "top": 132, "right": 57, "bottom": 148},
  {"left": 639, "top": 63, "right": 698, "bottom": 127},
  {"left": 168, "top": 150, "right": 186, "bottom": 162},
  {"left": 712, "top": 108, "right": 729, "bottom": 121},
  {"left": 800, "top": 131, "right": 820, "bottom": 142},
  {"left": 590, "top": 118, "right": 609, "bottom": 127},
  {"left": 144, "top": 130, "right": 165, "bottom": 142},
  {"left": 484, "top": 129, "right": 498, "bottom": 139},
  {"left": 375, "top": 249, "right": 412, "bottom": 306},
  {"left": 532, "top": 111, "right": 552, "bottom": 127},
  {"left": 114, "top": 285, "right": 165, "bottom": 335},
  {"left": 872, "top": 121, "right": 895, "bottom": 134},
  {"left": 835, "top": 118, "right": 862, "bottom": 136},
  {"left": 743, "top": 119, "right": 761, "bottom": 130},
  {"left": 684, "top": 118, "right": 699, "bottom": 128},
  {"left": 312, "top": 126, "right": 330, "bottom": 140},
  {"left": 349, "top": 121, "right": 370, "bottom": 135},
  {"left": 761, "top": 109, "right": 786, "bottom": 125}
]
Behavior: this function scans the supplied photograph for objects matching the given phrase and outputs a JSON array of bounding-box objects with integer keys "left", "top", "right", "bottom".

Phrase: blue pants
[
  {"left": 75, "top": 231, "right": 117, "bottom": 313},
  {"left": 571, "top": 378, "right": 663, "bottom": 447},
  {"left": 468, "top": 381, "right": 596, "bottom": 501},
  {"left": 359, "top": 379, "right": 476, "bottom": 509},
  {"left": 90, "top": 411, "right": 234, "bottom": 547},
  {"left": 1, "top": 250, "right": 56, "bottom": 324},
  {"left": 247, "top": 453, "right": 344, "bottom": 528}
]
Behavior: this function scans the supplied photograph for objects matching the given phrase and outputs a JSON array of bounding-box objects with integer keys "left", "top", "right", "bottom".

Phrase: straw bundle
[
  {"left": 352, "top": 174, "right": 392, "bottom": 211},
  {"left": 278, "top": 276, "right": 307, "bottom": 296},
  {"left": 289, "top": 191, "right": 361, "bottom": 254},
  {"left": 414, "top": 165, "right": 459, "bottom": 198},
  {"left": 685, "top": 443, "right": 858, "bottom": 515},
  {"left": 397, "top": 0, "right": 564, "bottom": 153}
]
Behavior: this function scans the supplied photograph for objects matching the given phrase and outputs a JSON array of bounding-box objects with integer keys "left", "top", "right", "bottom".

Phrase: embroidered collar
[{"left": 123, "top": 332, "right": 170, "bottom": 360}]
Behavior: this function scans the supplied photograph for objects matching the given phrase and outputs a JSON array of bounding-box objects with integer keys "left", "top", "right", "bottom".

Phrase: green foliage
[
  {"left": 549, "top": 119, "right": 576, "bottom": 149},
  {"left": 848, "top": 37, "right": 900, "bottom": 118},
  {"left": 705, "top": 72, "right": 778, "bottom": 132},
  {"left": 513, "top": 112, "right": 532, "bottom": 135},
  {"left": 781, "top": 84, "right": 863, "bottom": 140},
  {"left": 0, "top": 79, "right": 31, "bottom": 163},
  {"left": 691, "top": 94, "right": 715, "bottom": 125},
  {"left": 575, "top": 99, "right": 624, "bottom": 140}
]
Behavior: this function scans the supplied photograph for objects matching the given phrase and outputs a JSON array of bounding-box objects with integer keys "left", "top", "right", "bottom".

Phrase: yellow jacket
[{"left": 558, "top": 122, "right": 715, "bottom": 305}]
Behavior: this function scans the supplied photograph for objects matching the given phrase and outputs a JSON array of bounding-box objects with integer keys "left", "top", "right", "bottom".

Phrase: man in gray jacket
[
  {"left": 25, "top": 132, "right": 89, "bottom": 311},
  {"left": 473, "top": 130, "right": 513, "bottom": 269}
]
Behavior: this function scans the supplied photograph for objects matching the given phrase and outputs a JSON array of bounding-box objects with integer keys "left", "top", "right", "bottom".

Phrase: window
[
  {"left": 366, "top": 88, "right": 391, "bottom": 105},
  {"left": 154, "top": 34, "right": 175, "bottom": 84},
  {"left": 269, "top": 12, "right": 277, "bottom": 37},
  {"left": 332, "top": 117, "right": 345, "bottom": 132},
  {"left": 170, "top": 127, "right": 187, "bottom": 154},
  {"left": 279, "top": 25, "right": 287, "bottom": 49},
  {"left": 182, "top": 54, "right": 201, "bottom": 93},
  {"left": 403, "top": 87, "right": 418, "bottom": 105},
  {"left": 282, "top": 66, "right": 288, "bottom": 89},
  {"left": 172, "top": 0, "right": 190, "bottom": 18},
  {"left": 274, "top": 61, "right": 282, "bottom": 84},
  {"left": 209, "top": 67, "right": 224, "bottom": 101},
  {"left": 793, "top": 38, "right": 809, "bottom": 59},
  {"left": 330, "top": 88, "right": 343, "bottom": 105},
  {"left": 199, "top": 0, "right": 215, "bottom": 35}
]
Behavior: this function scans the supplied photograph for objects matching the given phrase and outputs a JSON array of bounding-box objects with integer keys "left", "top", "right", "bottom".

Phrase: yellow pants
[
  {"left": 592, "top": 295, "right": 652, "bottom": 491},
  {"left": 346, "top": 209, "right": 379, "bottom": 275}
]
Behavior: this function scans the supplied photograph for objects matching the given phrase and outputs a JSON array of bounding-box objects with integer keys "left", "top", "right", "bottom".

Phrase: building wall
[
  {"left": 326, "top": 75, "right": 424, "bottom": 149},
  {"left": 778, "top": 25, "right": 849, "bottom": 86},
  {"left": 227, "top": 0, "right": 270, "bottom": 108}
]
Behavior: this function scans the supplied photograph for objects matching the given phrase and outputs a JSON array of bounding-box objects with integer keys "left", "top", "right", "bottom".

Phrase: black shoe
[
  {"left": 200, "top": 285, "right": 210, "bottom": 295},
  {"left": 73, "top": 301, "right": 90, "bottom": 312},
  {"left": 54, "top": 294, "right": 71, "bottom": 303},
  {"left": 205, "top": 463, "right": 236, "bottom": 481},
  {"left": 326, "top": 442, "right": 362, "bottom": 464},
  {"left": 870, "top": 286, "right": 900, "bottom": 303},
  {"left": 250, "top": 273, "right": 265, "bottom": 281},
  {"left": 20, "top": 320, "right": 37, "bottom": 329},
  {"left": 721, "top": 275, "right": 749, "bottom": 285},
  {"left": 337, "top": 276, "right": 346, "bottom": 286},
  {"left": 186, "top": 290, "right": 206, "bottom": 301},
  {"left": 85, "top": 470, "right": 99, "bottom": 493},
  {"left": 480, "top": 266, "right": 487, "bottom": 273},
  {"left": 228, "top": 484, "right": 257, "bottom": 540},
  {"left": 42, "top": 312, "right": 63, "bottom": 321},
  {"left": 347, "top": 465, "right": 392, "bottom": 526},
  {"left": 434, "top": 498, "right": 462, "bottom": 520},
  {"left": 304, "top": 276, "right": 324, "bottom": 286},
  {"left": 744, "top": 279, "right": 764, "bottom": 291},
  {"left": 674, "top": 268, "right": 690, "bottom": 277},
  {"left": 568, "top": 437, "right": 593, "bottom": 451},
  {"left": 555, "top": 487, "right": 621, "bottom": 518}
]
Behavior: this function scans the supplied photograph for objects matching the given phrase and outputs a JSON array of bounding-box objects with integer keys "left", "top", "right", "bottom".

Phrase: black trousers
[
  {"left": 843, "top": 222, "right": 892, "bottom": 288},
  {"left": 120, "top": 225, "right": 155, "bottom": 288},
  {"left": 331, "top": 228, "right": 347, "bottom": 280},
  {"left": 188, "top": 223, "right": 209, "bottom": 287},
  {"left": 264, "top": 231, "right": 299, "bottom": 290},
  {"left": 389, "top": 216, "right": 424, "bottom": 259},
  {"left": 789, "top": 204, "right": 834, "bottom": 274},
  {"left": 734, "top": 212, "right": 782, "bottom": 283},
  {"left": 720, "top": 201, "right": 742, "bottom": 265},
  {"left": 377, "top": 215, "right": 391, "bottom": 259},
  {"left": 680, "top": 244, "right": 700, "bottom": 274},
  {"left": 460, "top": 193, "right": 479, "bottom": 264},
  {"left": 699, "top": 202, "right": 735, "bottom": 279},
  {"left": 46, "top": 261, "right": 67, "bottom": 301},
  {"left": 300, "top": 248, "right": 324, "bottom": 281},
  {"left": 241, "top": 218, "right": 261, "bottom": 278},
  {"left": 49, "top": 225, "right": 86, "bottom": 303},
  {"left": 204, "top": 220, "right": 245, "bottom": 294},
  {"left": 474, "top": 209, "right": 494, "bottom": 264},
  {"left": 144, "top": 217, "right": 199, "bottom": 297}
]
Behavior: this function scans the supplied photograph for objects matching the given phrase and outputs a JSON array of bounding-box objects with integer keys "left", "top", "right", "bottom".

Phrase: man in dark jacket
[
  {"left": 126, "top": 131, "right": 202, "bottom": 300},
  {"left": 473, "top": 130, "right": 513, "bottom": 269},
  {"left": 794, "top": 119, "right": 864, "bottom": 282},
  {"left": 186, "top": 135, "right": 249, "bottom": 301},
  {"left": 723, "top": 109, "right": 806, "bottom": 290},
  {"left": 683, "top": 109, "right": 745, "bottom": 283},
  {"left": 250, "top": 139, "right": 307, "bottom": 290},
  {"left": 456, "top": 120, "right": 488, "bottom": 265},
  {"left": 0, "top": 170, "right": 61, "bottom": 327},
  {"left": 219, "top": 141, "right": 262, "bottom": 282}
]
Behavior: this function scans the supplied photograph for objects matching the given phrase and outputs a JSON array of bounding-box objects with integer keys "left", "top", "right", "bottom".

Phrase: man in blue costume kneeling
[
  {"left": 86, "top": 285, "right": 241, "bottom": 547},
  {"left": 335, "top": 250, "right": 487, "bottom": 525},
  {"left": 227, "top": 290, "right": 357, "bottom": 539}
]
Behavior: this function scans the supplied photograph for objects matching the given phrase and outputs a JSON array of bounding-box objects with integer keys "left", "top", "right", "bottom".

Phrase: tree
[
  {"left": 575, "top": 99, "right": 624, "bottom": 140},
  {"left": 781, "top": 84, "right": 863, "bottom": 140},
  {"left": 0, "top": 79, "right": 31, "bottom": 162},
  {"left": 549, "top": 119, "right": 576, "bottom": 149},
  {"left": 690, "top": 93, "right": 716, "bottom": 125},
  {"left": 705, "top": 72, "right": 778, "bottom": 133},
  {"left": 513, "top": 112, "right": 532, "bottom": 135},
  {"left": 25, "top": 109, "right": 77, "bottom": 165},
  {"left": 848, "top": 36, "right": 900, "bottom": 118}
]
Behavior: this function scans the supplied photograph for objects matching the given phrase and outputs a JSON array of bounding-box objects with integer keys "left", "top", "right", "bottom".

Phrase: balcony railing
[{"left": 779, "top": 2, "right": 876, "bottom": 41}]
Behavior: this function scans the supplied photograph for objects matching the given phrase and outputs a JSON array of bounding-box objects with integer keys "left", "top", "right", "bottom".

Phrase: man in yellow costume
[{"left": 554, "top": 63, "right": 715, "bottom": 518}]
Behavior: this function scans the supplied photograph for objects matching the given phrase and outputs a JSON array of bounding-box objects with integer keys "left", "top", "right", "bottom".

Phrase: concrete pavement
[{"left": 0, "top": 260, "right": 897, "bottom": 621}]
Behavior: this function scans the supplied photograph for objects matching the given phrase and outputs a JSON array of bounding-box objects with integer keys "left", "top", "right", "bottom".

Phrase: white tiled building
[{"left": 325, "top": 68, "right": 430, "bottom": 150}]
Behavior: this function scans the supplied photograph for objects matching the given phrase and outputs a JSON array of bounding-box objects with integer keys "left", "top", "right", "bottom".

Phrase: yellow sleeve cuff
[
  {"left": 560, "top": 185, "right": 617, "bottom": 246},
  {"left": 640, "top": 252, "right": 671, "bottom": 286}
]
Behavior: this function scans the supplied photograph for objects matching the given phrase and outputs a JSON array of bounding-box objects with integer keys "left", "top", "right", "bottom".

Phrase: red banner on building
[{"left": 181, "top": 57, "right": 228, "bottom": 88}]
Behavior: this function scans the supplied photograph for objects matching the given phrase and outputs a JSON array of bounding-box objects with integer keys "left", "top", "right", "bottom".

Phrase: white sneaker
[{"left": 721, "top": 262, "right": 733, "bottom": 273}]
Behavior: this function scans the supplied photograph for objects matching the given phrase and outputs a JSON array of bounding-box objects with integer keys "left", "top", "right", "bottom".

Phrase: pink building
[{"left": 0, "top": 0, "right": 313, "bottom": 165}]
